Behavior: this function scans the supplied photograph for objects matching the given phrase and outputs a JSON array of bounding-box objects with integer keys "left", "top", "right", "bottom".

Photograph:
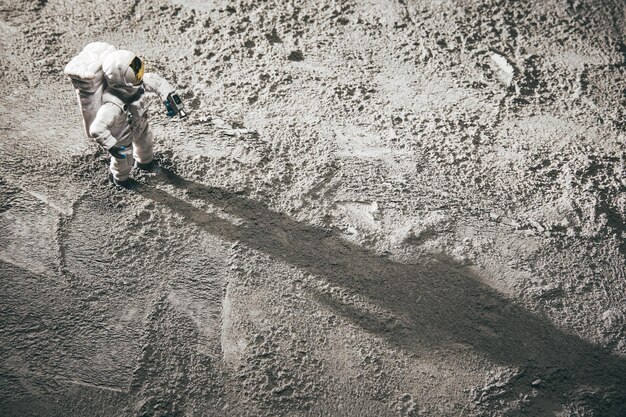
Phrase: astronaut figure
[{"left": 88, "top": 50, "right": 184, "bottom": 186}]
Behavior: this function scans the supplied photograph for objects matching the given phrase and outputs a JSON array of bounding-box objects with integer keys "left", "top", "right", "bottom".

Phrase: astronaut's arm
[
  {"left": 143, "top": 73, "right": 187, "bottom": 118},
  {"left": 142, "top": 73, "right": 175, "bottom": 100},
  {"left": 89, "top": 103, "right": 123, "bottom": 149}
]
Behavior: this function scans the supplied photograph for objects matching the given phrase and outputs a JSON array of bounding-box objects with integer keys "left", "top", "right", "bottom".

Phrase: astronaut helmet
[{"left": 102, "top": 50, "right": 144, "bottom": 95}]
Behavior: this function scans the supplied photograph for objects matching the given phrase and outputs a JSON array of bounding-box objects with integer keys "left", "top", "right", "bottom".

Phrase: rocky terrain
[{"left": 1, "top": 0, "right": 625, "bottom": 416}]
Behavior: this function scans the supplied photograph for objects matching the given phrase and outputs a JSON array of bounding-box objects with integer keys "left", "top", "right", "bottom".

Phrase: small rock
[
  {"left": 499, "top": 216, "right": 521, "bottom": 228},
  {"left": 490, "top": 52, "right": 514, "bottom": 86},
  {"left": 528, "top": 219, "right": 545, "bottom": 232},
  {"left": 490, "top": 211, "right": 502, "bottom": 221}
]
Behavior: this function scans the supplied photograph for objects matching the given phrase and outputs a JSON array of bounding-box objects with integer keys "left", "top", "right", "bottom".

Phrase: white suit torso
[{"left": 89, "top": 72, "right": 174, "bottom": 148}]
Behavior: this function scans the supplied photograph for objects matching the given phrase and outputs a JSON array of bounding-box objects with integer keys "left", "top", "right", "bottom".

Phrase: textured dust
[{"left": 1, "top": 0, "right": 625, "bottom": 416}]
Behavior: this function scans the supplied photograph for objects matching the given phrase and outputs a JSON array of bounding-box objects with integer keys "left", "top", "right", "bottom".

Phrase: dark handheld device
[{"left": 164, "top": 92, "right": 187, "bottom": 118}]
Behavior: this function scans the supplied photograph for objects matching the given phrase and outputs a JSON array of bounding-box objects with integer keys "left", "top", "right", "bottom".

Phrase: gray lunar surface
[{"left": 1, "top": 0, "right": 625, "bottom": 416}]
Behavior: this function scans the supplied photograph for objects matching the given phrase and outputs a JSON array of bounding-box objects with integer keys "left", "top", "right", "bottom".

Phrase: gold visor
[{"left": 129, "top": 56, "right": 144, "bottom": 84}]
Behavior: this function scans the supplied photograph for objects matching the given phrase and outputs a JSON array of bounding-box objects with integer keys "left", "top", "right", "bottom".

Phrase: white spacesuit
[{"left": 88, "top": 50, "right": 179, "bottom": 185}]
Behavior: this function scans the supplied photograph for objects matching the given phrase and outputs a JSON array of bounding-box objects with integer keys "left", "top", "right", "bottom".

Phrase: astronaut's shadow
[{"left": 135, "top": 168, "right": 626, "bottom": 416}]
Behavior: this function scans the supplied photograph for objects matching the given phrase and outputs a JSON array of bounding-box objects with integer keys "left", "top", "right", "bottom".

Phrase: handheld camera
[{"left": 164, "top": 92, "right": 187, "bottom": 118}]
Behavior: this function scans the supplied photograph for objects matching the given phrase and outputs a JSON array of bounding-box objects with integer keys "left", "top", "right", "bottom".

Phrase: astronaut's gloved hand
[
  {"left": 164, "top": 98, "right": 175, "bottom": 117},
  {"left": 108, "top": 145, "right": 128, "bottom": 159}
]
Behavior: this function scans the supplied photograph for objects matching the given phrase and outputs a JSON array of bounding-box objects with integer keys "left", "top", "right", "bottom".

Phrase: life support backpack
[{"left": 64, "top": 42, "right": 117, "bottom": 138}]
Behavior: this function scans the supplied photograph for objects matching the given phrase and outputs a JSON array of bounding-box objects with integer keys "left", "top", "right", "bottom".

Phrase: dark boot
[
  {"left": 135, "top": 160, "right": 155, "bottom": 171},
  {"left": 109, "top": 173, "right": 136, "bottom": 189}
]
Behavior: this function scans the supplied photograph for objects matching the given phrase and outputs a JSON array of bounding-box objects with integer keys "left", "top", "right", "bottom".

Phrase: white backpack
[{"left": 64, "top": 42, "right": 116, "bottom": 138}]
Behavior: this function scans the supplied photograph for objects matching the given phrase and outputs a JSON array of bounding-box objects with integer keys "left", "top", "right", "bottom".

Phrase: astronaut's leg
[
  {"left": 133, "top": 126, "right": 154, "bottom": 168},
  {"left": 109, "top": 149, "right": 134, "bottom": 183}
]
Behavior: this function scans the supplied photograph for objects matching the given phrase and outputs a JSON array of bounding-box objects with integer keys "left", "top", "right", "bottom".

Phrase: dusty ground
[{"left": 1, "top": 0, "right": 625, "bottom": 416}]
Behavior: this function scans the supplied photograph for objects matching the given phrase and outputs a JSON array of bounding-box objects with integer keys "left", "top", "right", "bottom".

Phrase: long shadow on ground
[{"left": 135, "top": 168, "right": 626, "bottom": 416}]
